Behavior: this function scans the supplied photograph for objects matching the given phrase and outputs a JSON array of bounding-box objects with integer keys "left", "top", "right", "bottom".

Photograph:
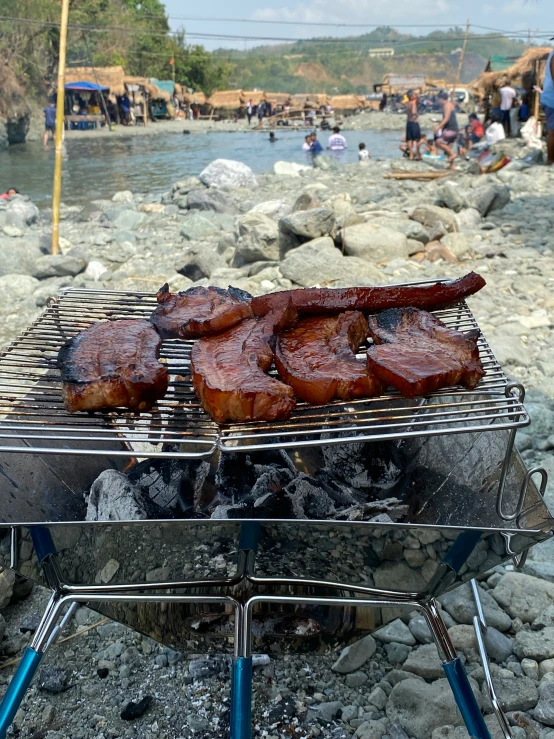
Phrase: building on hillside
[{"left": 368, "top": 48, "right": 394, "bottom": 58}]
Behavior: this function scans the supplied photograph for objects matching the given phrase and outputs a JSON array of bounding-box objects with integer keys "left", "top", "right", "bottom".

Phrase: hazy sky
[{"left": 163, "top": 0, "right": 553, "bottom": 51}]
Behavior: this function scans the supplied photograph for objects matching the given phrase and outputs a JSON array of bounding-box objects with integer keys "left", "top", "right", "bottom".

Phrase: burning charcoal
[
  {"left": 283, "top": 477, "right": 336, "bottom": 519},
  {"left": 127, "top": 458, "right": 210, "bottom": 514},
  {"left": 120, "top": 695, "right": 153, "bottom": 721},
  {"left": 86, "top": 470, "right": 167, "bottom": 521},
  {"left": 250, "top": 466, "right": 295, "bottom": 499},
  {"left": 322, "top": 440, "right": 406, "bottom": 497},
  {"left": 311, "top": 469, "right": 359, "bottom": 507},
  {"left": 39, "top": 667, "right": 71, "bottom": 694},
  {"left": 335, "top": 498, "right": 409, "bottom": 522},
  {"left": 215, "top": 452, "right": 257, "bottom": 503},
  {"left": 252, "top": 490, "right": 297, "bottom": 518},
  {"left": 211, "top": 503, "right": 253, "bottom": 519}
]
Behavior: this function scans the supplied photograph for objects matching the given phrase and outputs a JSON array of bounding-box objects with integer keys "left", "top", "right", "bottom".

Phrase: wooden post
[
  {"left": 453, "top": 20, "right": 470, "bottom": 98},
  {"left": 51, "top": 0, "right": 70, "bottom": 256},
  {"left": 533, "top": 60, "right": 541, "bottom": 121},
  {"left": 144, "top": 93, "right": 148, "bottom": 126}
]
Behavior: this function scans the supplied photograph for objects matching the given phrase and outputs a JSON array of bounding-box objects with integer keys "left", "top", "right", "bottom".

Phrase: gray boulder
[
  {"left": 313, "top": 154, "right": 341, "bottom": 171},
  {"left": 533, "top": 678, "right": 554, "bottom": 726},
  {"left": 467, "top": 184, "right": 510, "bottom": 216},
  {"left": 481, "top": 675, "right": 538, "bottom": 713},
  {"left": 410, "top": 205, "right": 458, "bottom": 233},
  {"left": 279, "top": 207, "right": 335, "bottom": 240},
  {"left": 402, "top": 643, "right": 444, "bottom": 680},
  {"left": 408, "top": 615, "right": 433, "bottom": 644},
  {"left": 32, "top": 254, "right": 87, "bottom": 279},
  {"left": 307, "top": 701, "right": 343, "bottom": 723},
  {"left": 435, "top": 182, "right": 467, "bottom": 212},
  {"left": 373, "top": 619, "right": 416, "bottom": 646},
  {"left": 440, "top": 233, "right": 473, "bottom": 259},
  {"left": 342, "top": 223, "right": 410, "bottom": 263},
  {"left": 180, "top": 214, "right": 221, "bottom": 241},
  {"left": 439, "top": 581, "right": 512, "bottom": 632},
  {"left": 171, "top": 177, "right": 202, "bottom": 195},
  {"left": 234, "top": 213, "right": 279, "bottom": 264},
  {"left": 187, "top": 189, "right": 235, "bottom": 214},
  {"left": 280, "top": 240, "right": 382, "bottom": 288},
  {"left": 0, "top": 274, "right": 40, "bottom": 301},
  {"left": 514, "top": 627, "right": 554, "bottom": 661},
  {"left": 373, "top": 561, "right": 426, "bottom": 593},
  {"left": 492, "top": 572, "right": 554, "bottom": 622},
  {"left": 386, "top": 677, "right": 481, "bottom": 739},
  {"left": 353, "top": 720, "right": 388, "bottom": 739},
  {"left": 331, "top": 634, "right": 377, "bottom": 674},
  {"left": 0, "top": 569, "right": 15, "bottom": 609},
  {"left": 0, "top": 238, "right": 43, "bottom": 276},
  {"left": 175, "top": 245, "right": 224, "bottom": 281},
  {"left": 368, "top": 217, "right": 430, "bottom": 244},
  {"left": 111, "top": 190, "right": 134, "bottom": 204},
  {"left": 249, "top": 200, "right": 291, "bottom": 220},
  {"left": 5, "top": 197, "right": 40, "bottom": 227},
  {"left": 110, "top": 209, "right": 146, "bottom": 231},
  {"left": 199, "top": 159, "right": 257, "bottom": 189},
  {"left": 455, "top": 208, "right": 481, "bottom": 231}
]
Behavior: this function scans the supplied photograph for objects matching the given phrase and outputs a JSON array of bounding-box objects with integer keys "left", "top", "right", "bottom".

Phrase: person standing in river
[
  {"left": 405, "top": 90, "right": 421, "bottom": 160},
  {"left": 246, "top": 99, "right": 253, "bottom": 125},
  {"left": 434, "top": 91, "right": 459, "bottom": 168},
  {"left": 43, "top": 101, "right": 56, "bottom": 146},
  {"left": 541, "top": 43, "right": 554, "bottom": 166}
]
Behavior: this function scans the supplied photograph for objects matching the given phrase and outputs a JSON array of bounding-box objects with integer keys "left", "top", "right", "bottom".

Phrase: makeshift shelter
[
  {"left": 241, "top": 90, "right": 266, "bottom": 106},
  {"left": 265, "top": 92, "right": 291, "bottom": 108},
  {"left": 183, "top": 92, "right": 207, "bottom": 105},
  {"left": 65, "top": 66, "right": 125, "bottom": 97},
  {"left": 63, "top": 80, "right": 109, "bottom": 130},
  {"left": 207, "top": 90, "right": 244, "bottom": 118},
  {"left": 329, "top": 95, "right": 367, "bottom": 114}
]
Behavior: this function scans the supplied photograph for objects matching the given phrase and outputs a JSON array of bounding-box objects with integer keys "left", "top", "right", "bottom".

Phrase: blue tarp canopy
[
  {"left": 65, "top": 81, "right": 109, "bottom": 92},
  {"left": 150, "top": 79, "right": 174, "bottom": 95}
]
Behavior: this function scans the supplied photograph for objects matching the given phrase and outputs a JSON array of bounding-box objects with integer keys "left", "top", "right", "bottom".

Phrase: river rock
[
  {"left": 373, "top": 619, "right": 416, "bottom": 646},
  {"left": 234, "top": 212, "right": 279, "bottom": 263},
  {"left": 439, "top": 581, "right": 512, "bottom": 632},
  {"left": 492, "top": 573, "right": 554, "bottom": 622},
  {"left": 180, "top": 214, "right": 221, "bottom": 241},
  {"left": 373, "top": 561, "right": 426, "bottom": 593},
  {"left": 342, "top": 223, "right": 410, "bottom": 263},
  {"left": 200, "top": 159, "right": 257, "bottom": 188},
  {"left": 467, "top": 184, "right": 510, "bottom": 216},
  {"left": 5, "top": 196, "right": 39, "bottom": 227},
  {"left": 32, "top": 254, "right": 87, "bottom": 279},
  {"left": 331, "top": 634, "right": 377, "bottom": 674},
  {"left": 386, "top": 677, "right": 481, "bottom": 739},
  {"left": 187, "top": 189, "right": 235, "bottom": 214},
  {"left": 112, "top": 190, "right": 134, "bottom": 204},
  {"left": 110, "top": 209, "right": 146, "bottom": 231},
  {"left": 249, "top": 200, "right": 291, "bottom": 220},
  {"left": 482, "top": 676, "right": 538, "bottom": 713},
  {"left": 455, "top": 208, "right": 481, "bottom": 230},
  {"left": 279, "top": 207, "right": 335, "bottom": 240},
  {"left": 0, "top": 238, "right": 43, "bottom": 276},
  {"left": 0, "top": 274, "right": 40, "bottom": 300},
  {"left": 172, "top": 177, "right": 202, "bottom": 196},
  {"left": 273, "top": 161, "right": 311, "bottom": 177},
  {"left": 410, "top": 205, "right": 458, "bottom": 233},
  {"left": 353, "top": 720, "right": 388, "bottom": 739},
  {"left": 175, "top": 245, "right": 224, "bottom": 281},
  {"left": 368, "top": 217, "right": 430, "bottom": 244},
  {"left": 408, "top": 615, "right": 433, "bottom": 644},
  {"left": 308, "top": 700, "right": 343, "bottom": 723},
  {"left": 0, "top": 569, "right": 15, "bottom": 609},
  {"left": 533, "top": 679, "right": 554, "bottom": 725},
  {"left": 435, "top": 182, "right": 467, "bottom": 212},
  {"left": 514, "top": 627, "right": 554, "bottom": 661},
  {"left": 84, "top": 261, "right": 108, "bottom": 281},
  {"left": 440, "top": 233, "right": 472, "bottom": 259},
  {"left": 401, "top": 644, "right": 444, "bottom": 680}
]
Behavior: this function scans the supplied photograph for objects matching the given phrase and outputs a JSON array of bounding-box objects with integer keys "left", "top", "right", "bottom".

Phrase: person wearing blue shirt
[
  {"left": 43, "top": 101, "right": 56, "bottom": 146},
  {"left": 309, "top": 132, "right": 323, "bottom": 154},
  {"left": 540, "top": 43, "right": 554, "bottom": 165}
]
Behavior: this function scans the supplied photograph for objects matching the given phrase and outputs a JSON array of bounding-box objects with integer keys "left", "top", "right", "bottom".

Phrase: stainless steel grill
[{"left": 0, "top": 286, "right": 528, "bottom": 458}]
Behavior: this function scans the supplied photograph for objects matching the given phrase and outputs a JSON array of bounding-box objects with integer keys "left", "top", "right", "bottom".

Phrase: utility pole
[
  {"left": 51, "top": 0, "right": 70, "bottom": 256},
  {"left": 453, "top": 20, "right": 470, "bottom": 93}
]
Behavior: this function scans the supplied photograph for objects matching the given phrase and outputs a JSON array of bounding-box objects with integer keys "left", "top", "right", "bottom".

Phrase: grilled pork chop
[
  {"left": 251, "top": 272, "right": 486, "bottom": 317},
  {"left": 150, "top": 284, "right": 253, "bottom": 339},
  {"left": 366, "top": 308, "right": 485, "bottom": 398},
  {"left": 57, "top": 319, "right": 169, "bottom": 413},
  {"left": 275, "top": 312, "right": 385, "bottom": 405},
  {"left": 191, "top": 302, "right": 297, "bottom": 423}
]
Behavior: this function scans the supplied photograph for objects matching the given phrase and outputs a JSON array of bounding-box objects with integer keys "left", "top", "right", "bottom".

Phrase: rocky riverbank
[{"left": 1, "top": 147, "right": 554, "bottom": 737}]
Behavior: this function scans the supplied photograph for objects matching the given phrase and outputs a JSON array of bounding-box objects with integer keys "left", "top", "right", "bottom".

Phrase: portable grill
[{"left": 0, "top": 283, "right": 551, "bottom": 739}]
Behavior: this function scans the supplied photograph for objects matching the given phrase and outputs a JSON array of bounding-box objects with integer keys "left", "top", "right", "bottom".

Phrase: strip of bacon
[{"left": 251, "top": 272, "right": 486, "bottom": 317}]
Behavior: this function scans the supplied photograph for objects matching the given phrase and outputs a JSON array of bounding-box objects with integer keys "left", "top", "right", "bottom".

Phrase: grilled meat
[
  {"left": 191, "top": 301, "right": 297, "bottom": 423},
  {"left": 150, "top": 283, "right": 253, "bottom": 340},
  {"left": 275, "top": 312, "right": 385, "bottom": 405},
  {"left": 57, "top": 319, "right": 169, "bottom": 413},
  {"left": 251, "top": 272, "right": 486, "bottom": 317},
  {"left": 366, "top": 308, "right": 485, "bottom": 398}
]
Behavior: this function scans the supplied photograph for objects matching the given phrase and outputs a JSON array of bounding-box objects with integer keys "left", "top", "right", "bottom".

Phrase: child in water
[{"left": 358, "top": 143, "right": 371, "bottom": 160}]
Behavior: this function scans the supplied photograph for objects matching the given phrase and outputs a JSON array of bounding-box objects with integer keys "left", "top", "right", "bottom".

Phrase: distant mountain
[{"left": 214, "top": 27, "right": 527, "bottom": 94}]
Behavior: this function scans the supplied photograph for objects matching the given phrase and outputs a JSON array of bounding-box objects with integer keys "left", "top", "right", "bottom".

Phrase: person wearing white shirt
[
  {"left": 327, "top": 126, "right": 347, "bottom": 151},
  {"left": 485, "top": 118, "right": 506, "bottom": 146},
  {"left": 499, "top": 83, "right": 516, "bottom": 136},
  {"left": 302, "top": 134, "right": 311, "bottom": 151},
  {"left": 358, "top": 142, "right": 371, "bottom": 160}
]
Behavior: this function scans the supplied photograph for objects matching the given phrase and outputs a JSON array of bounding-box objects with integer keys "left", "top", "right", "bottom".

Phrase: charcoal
[
  {"left": 86, "top": 470, "right": 168, "bottom": 521},
  {"left": 127, "top": 458, "right": 209, "bottom": 513},
  {"left": 311, "top": 469, "right": 359, "bottom": 507},
  {"left": 283, "top": 477, "right": 336, "bottom": 519},
  {"left": 39, "top": 667, "right": 71, "bottom": 694},
  {"left": 322, "top": 440, "right": 406, "bottom": 496},
  {"left": 215, "top": 452, "right": 257, "bottom": 503},
  {"left": 250, "top": 466, "right": 295, "bottom": 499},
  {"left": 252, "top": 490, "right": 297, "bottom": 518},
  {"left": 334, "top": 498, "right": 408, "bottom": 522}
]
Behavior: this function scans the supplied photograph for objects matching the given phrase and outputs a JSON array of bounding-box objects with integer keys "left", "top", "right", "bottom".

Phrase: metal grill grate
[{"left": 0, "top": 286, "right": 528, "bottom": 458}]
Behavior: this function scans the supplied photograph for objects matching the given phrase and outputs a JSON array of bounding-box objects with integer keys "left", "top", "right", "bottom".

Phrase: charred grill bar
[{"left": 0, "top": 284, "right": 551, "bottom": 739}]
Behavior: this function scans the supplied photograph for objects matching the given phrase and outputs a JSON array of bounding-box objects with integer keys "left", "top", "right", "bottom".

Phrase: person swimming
[{"left": 269, "top": 131, "right": 277, "bottom": 142}]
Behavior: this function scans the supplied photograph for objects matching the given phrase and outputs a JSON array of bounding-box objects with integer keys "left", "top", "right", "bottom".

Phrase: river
[{"left": 1, "top": 128, "right": 401, "bottom": 208}]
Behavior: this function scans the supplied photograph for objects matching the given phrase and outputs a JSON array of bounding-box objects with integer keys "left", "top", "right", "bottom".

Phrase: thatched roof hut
[
  {"left": 208, "top": 90, "right": 243, "bottom": 110},
  {"left": 123, "top": 76, "right": 169, "bottom": 101},
  {"left": 241, "top": 90, "right": 266, "bottom": 105},
  {"left": 471, "top": 70, "right": 505, "bottom": 96},
  {"left": 265, "top": 92, "right": 291, "bottom": 106},
  {"left": 65, "top": 66, "right": 125, "bottom": 96},
  {"left": 330, "top": 94, "right": 366, "bottom": 111},
  {"left": 508, "top": 47, "right": 552, "bottom": 90},
  {"left": 183, "top": 91, "right": 207, "bottom": 105}
]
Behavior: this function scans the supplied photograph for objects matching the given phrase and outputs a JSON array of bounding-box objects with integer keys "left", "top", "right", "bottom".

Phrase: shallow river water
[{"left": 1, "top": 128, "right": 400, "bottom": 208}]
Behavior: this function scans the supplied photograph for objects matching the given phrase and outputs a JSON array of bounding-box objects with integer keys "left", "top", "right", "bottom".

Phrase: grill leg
[
  {"left": 423, "top": 599, "right": 491, "bottom": 739},
  {"left": 230, "top": 602, "right": 252, "bottom": 739},
  {"left": 0, "top": 591, "right": 67, "bottom": 739}
]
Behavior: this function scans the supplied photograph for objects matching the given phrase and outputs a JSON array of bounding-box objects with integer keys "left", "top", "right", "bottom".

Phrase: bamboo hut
[
  {"left": 240, "top": 90, "right": 266, "bottom": 106},
  {"left": 183, "top": 91, "right": 207, "bottom": 105},
  {"left": 329, "top": 95, "right": 367, "bottom": 114},
  {"left": 65, "top": 66, "right": 125, "bottom": 98},
  {"left": 265, "top": 92, "right": 291, "bottom": 108},
  {"left": 208, "top": 90, "right": 243, "bottom": 117}
]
